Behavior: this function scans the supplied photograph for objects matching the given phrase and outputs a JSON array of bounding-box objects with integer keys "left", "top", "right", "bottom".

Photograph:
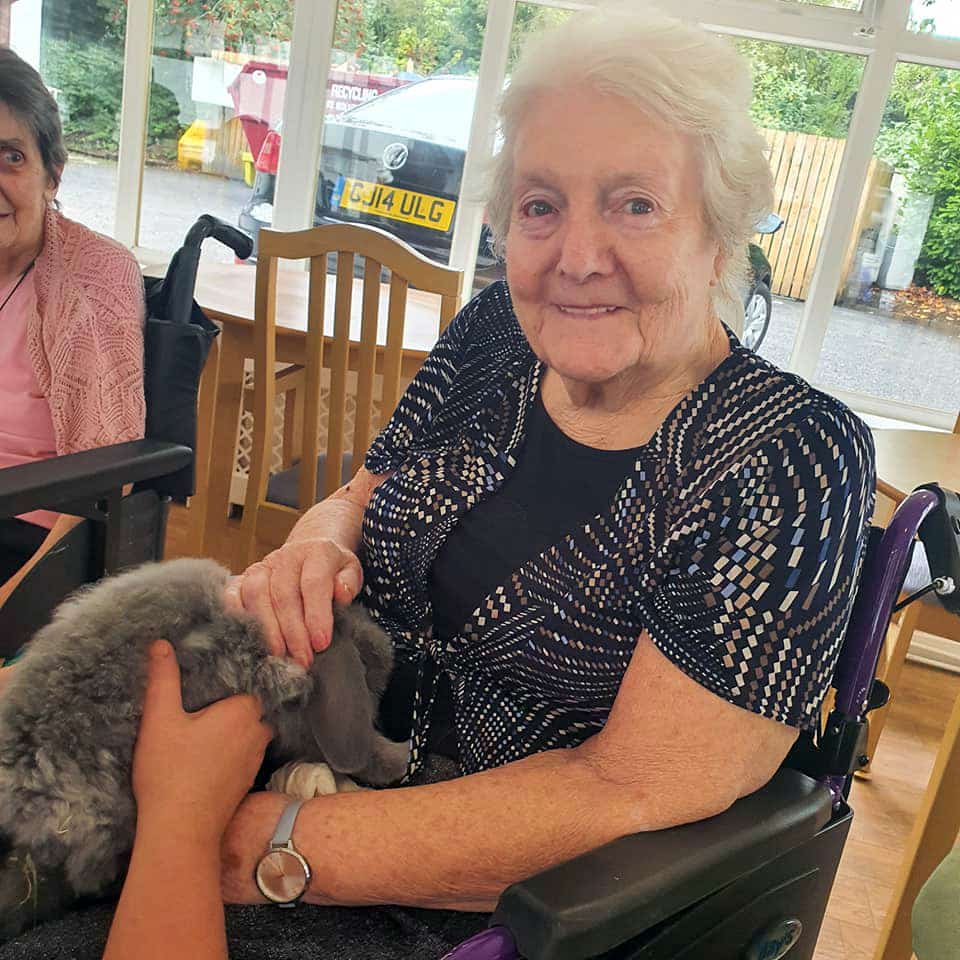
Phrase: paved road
[
  {"left": 760, "top": 297, "right": 960, "bottom": 414},
  {"left": 59, "top": 154, "right": 251, "bottom": 263},
  {"left": 57, "top": 156, "right": 960, "bottom": 415}
]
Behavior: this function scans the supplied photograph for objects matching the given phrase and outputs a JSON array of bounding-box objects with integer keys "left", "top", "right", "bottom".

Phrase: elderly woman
[
  {"left": 5, "top": 7, "right": 874, "bottom": 959},
  {"left": 0, "top": 50, "right": 145, "bottom": 609}
]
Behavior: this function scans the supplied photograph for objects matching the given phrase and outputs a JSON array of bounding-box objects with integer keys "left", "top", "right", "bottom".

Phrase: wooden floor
[
  {"left": 165, "top": 507, "right": 960, "bottom": 960},
  {"left": 814, "top": 657, "right": 960, "bottom": 960}
]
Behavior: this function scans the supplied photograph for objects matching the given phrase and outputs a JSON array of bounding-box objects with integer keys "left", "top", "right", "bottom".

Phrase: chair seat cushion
[
  {"left": 266, "top": 453, "right": 354, "bottom": 508},
  {"left": 913, "top": 847, "right": 960, "bottom": 960}
]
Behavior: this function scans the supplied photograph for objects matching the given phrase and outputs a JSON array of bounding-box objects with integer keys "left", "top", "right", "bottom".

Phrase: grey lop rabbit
[{"left": 0, "top": 557, "right": 408, "bottom": 939}]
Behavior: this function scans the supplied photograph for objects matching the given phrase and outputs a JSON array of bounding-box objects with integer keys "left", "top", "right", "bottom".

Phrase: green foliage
[
  {"left": 350, "top": 0, "right": 487, "bottom": 74},
  {"left": 42, "top": 39, "right": 185, "bottom": 158},
  {"left": 875, "top": 67, "right": 960, "bottom": 299},
  {"left": 43, "top": 39, "right": 123, "bottom": 154},
  {"left": 910, "top": 0, "right": 939, "bottom": 33},
  {"left": 919, "top": 193, "right": 960, "bottom": 298},
  {"left": 735, "top": 39, "right": 863, "bottom": 139},
  {"left": 97, "top": 0, "right": 294, "bottom": 51}
]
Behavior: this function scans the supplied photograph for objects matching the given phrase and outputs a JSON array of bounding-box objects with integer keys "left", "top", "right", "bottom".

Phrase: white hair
[{"left": 484, "top": 3, "right": 774, "bottom": 332}]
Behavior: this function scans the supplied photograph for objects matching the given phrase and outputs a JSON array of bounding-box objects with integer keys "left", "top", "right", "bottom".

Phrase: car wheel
[{"left": 743, "top": 281, "right": 772, "bottom": 352}]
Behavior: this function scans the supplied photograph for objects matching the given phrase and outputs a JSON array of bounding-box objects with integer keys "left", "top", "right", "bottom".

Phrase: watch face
[{"left": 255, "top": 848, "right": 310, "bottom": 905}]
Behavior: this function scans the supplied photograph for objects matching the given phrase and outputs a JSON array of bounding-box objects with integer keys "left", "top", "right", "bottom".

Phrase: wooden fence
[{"left": 755, "top": 128, "right": 846, "bottom": 301}]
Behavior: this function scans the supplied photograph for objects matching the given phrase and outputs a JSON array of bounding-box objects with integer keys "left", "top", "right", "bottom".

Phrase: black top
[
  {"left": 419, "top": 394, "right": 641, "bottom": 759},
  {"left": 430, "top": 392, "right": 642, "bottom": 640}
]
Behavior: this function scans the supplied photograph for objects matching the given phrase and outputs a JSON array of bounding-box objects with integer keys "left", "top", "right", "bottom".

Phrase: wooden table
[
  {"left": 872, "top": 428, "right": 960, "bottom": 504},
  {"left": 144, "top": 258, "right": 446, "bottom": 353},
  {"left": 146, "top": 260, "right": 447, "bottom": 563}
]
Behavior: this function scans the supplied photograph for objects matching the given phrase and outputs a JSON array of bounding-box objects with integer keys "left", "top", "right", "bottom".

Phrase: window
[
  {"left": 734, "top": 40, "right": 865, "bottom": 364},
  {"left": 239, "top": 0, "right": 492, "bottom": 273},
  {"left": 815, "top": 62, "right": 960, "bottom": 415},
  {"left": 138, "top": 0, "right": 294, "bottom": 261},
  {"left": 11, "top": 0, "right": 126, "bottom": 236},
  {"left": 910, "top": 0, "right": 960, "bottom": 38}
]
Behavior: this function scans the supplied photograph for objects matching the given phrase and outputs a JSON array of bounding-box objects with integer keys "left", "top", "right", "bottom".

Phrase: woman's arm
[
  {"left": 105, "top": 820, "right": 227, "bottom": 960},
  {"left": 221, "top": 633, "right": 797, "bottom": 911},
  {"left": 104, "top": 641, "right": 271, "bottom": 960},
  {"left": 223, "top": 467, "right": 391, "bottom": 667}
]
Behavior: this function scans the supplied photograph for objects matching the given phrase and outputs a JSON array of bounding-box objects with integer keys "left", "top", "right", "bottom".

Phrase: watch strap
[{"left": 270, "top": 799, "right": 304, "bottom": 849}]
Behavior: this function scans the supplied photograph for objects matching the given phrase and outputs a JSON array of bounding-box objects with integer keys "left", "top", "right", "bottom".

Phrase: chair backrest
[{"left": 237, "top": 223, "right": 463, "bottom": 568}]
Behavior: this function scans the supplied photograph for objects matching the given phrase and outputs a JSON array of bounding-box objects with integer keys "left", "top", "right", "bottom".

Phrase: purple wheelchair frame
[{"left": 441, "top": 486, "right": 947, "bottom": 960}]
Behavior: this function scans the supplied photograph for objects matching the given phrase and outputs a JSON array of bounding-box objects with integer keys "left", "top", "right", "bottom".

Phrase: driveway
[
  {"left": 57, "top": 156, "right": 960, "bottom": 415},
  {"left": 760, "top": 297, "right": 960, "bottom": 414},
  {"left": 59, "top": 154, "right": 251, "bottom": 263}
]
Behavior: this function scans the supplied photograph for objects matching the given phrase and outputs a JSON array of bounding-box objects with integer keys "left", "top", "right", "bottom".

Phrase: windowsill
[{"left": 857, "top": 412, "right": 946, "bottom": 432}]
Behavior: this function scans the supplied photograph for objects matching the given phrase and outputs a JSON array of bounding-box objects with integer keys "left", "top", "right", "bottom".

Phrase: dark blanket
[
  {"left": 0, "top": 756, "right": 490, "bottom": 959},
  {"left": 0, "top": 902, "right": 489, "bottom": 960}
]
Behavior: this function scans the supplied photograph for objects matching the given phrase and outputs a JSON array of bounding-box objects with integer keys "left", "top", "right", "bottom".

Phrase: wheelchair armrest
[
  {"left": 492, "top": 768, "right": 832, "bottom": 960},
  {"left": 0, "top": 440, "right": 193, "bottom": 518}
]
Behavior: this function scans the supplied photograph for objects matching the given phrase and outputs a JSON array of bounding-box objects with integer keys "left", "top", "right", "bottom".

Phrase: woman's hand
[
  {"left": 223, "top": 538, "right": 363, "bottom": 668},
  {"left": 133, "top": 640, "right": 273, "bottom": 844}
]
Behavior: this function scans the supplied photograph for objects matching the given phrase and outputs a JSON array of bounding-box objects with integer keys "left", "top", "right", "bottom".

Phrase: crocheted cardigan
[{"left": 27, "top": 208, "right": 145, "bottom": 456}]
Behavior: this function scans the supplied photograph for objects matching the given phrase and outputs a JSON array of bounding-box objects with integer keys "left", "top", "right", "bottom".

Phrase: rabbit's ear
[{"left": 304, "top": 640, "right": 376, "bottom": 775}]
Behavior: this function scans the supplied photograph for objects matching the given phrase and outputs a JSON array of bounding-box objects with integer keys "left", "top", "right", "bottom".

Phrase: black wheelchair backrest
[{"left": 918, "top": 483, "right": 960, "bottom": 615}]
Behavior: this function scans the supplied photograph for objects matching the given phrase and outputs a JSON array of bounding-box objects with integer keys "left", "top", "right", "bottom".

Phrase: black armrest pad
[
  {"left": 0, "top": 440, "right": 193, "bottom": 518},
  {"left": 493, "top": 768, "right": 832, "bottom": 960}
]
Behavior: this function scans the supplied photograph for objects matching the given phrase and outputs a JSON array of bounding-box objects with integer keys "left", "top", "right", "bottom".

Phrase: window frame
[{"left": 113, "top": 0, "right": 960, "bottom": 427}]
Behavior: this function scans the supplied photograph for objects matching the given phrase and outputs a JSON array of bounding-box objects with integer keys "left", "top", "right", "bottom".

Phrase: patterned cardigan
[
  {"left": 27, "top": 207, "right": 145, "bottom": 456},
  {"left": 363, "top": 282, "right": 876, "bottom": 777}
]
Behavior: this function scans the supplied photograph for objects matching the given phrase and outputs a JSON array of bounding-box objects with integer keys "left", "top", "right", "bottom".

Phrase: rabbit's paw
[{"left": 267, "top": 761, "right": 361, "bottom": 797}]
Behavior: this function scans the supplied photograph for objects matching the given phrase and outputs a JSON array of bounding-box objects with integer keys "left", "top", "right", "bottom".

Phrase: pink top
[
  {"left": 30, "top": 208, "right": 145, "bottom": 456},
  {"left": 0, "top": 209, "right": 145, "bottom": 535},
  {"left": 0, "top": 269, "right": 58, "bottom": 528}
]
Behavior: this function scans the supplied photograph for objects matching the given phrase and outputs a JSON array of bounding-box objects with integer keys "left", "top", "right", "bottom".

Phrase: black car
[
  {"left": 239, "top": 75, "right": 499, "bottom": 273},
  {"left": 239, "top": 76, "right": 780, "bottom": 349},
  {"left": 743, "top": 214, "right": 782, "bottom": 352}
]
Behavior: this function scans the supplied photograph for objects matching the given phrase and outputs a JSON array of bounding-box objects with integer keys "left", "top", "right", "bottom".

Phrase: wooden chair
[{"left": 236, "top": 224, "right": 463, "bottom": 569}]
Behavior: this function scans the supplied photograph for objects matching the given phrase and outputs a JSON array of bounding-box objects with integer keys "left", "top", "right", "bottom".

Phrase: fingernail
[
  {"left": 311, "top": 632, "right": 327, "bottom": 652},
  {"left": 151, "top": 641, "right": 170, "bottom": 658}
]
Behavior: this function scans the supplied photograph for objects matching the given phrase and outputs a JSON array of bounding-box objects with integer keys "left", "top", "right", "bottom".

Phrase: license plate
[{"left": 332, "top": 176, "right": 456, "bottom": 233}]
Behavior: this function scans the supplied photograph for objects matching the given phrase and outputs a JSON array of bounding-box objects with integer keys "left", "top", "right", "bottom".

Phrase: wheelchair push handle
[{"left": 183, "top": 215, "right": 254, "bottom": 260}]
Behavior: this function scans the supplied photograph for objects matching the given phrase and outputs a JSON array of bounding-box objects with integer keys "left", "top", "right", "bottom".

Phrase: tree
[
  {"left": 735, "top": 38, "right": 862, "bottom": 139},
  {"left": 97, "top": 0, "right": 294, "bottom": 51},
  {"left": 875, "top": 69, "right": 960, "bottom": 299}
]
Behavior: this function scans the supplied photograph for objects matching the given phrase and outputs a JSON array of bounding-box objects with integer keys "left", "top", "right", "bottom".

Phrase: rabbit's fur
[{"left": 0, "top": 558, "right": 407, "bottom": 937}]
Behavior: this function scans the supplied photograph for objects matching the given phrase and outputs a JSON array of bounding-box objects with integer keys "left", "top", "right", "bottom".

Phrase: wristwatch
[{"left": 254, "top": 799, "right": 312, "bottom": 907}]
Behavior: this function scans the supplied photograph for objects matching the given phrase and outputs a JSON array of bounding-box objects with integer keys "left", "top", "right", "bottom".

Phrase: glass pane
[
  {"left": 11, "top": 0, "right": 125, "bottom": 236},
  {"left": 140, "top": 1, "right": 294, "bottom": 262},
  {"left": 508, "top": 3, "right": 572, "bottom": 72},
  {"left": 463, "top": 2, "right": 574, "bottom": 295},
  {"left": 910, "top": 0, "right": 960, "bottom": 38},
  {"left": 236, "top": 0, "right": 491, "bottom": 280},
  {"left": 816, "top": 63, "right": 960, "bottom": 415},
  {"left": 735, "top": 40, "right": 864, "bottom": 364}
]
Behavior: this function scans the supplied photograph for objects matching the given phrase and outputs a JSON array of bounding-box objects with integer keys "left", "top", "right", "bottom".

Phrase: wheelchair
[
  {"left": 3, "top": 439, "right": 957, "bottom": 960},
  {"left": 0, "top": 215, "right": 252, "bottom": 657},
  {"left": 2, "top": 234, "right": 958, "bottom": 957}
]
